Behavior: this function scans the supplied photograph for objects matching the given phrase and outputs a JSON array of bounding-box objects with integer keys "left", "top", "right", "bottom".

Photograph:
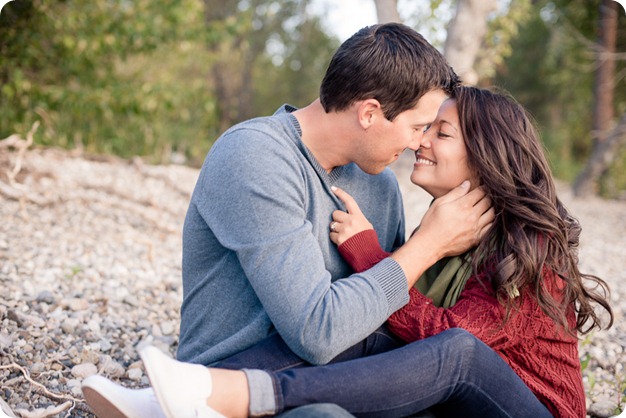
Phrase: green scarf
[{"left": 414, "top": 254, "right": 473, "bottom": 308}]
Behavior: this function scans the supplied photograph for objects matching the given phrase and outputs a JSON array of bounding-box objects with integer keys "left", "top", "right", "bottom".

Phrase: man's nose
[{"left": 406, "top": 134, "right": 421, "bottom": 151}]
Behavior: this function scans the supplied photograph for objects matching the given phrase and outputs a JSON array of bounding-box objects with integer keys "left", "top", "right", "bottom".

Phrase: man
[{"left": 82, "top": 23, "right": 493, "bottom": 417}]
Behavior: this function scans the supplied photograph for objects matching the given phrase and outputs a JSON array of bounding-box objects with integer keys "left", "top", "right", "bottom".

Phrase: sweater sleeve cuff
[
  {"left": 362, "top": 257, "right": 410, "bottom": 314},
  {"left": 338, "top": 229, "right": 391, "bottom": 273}
]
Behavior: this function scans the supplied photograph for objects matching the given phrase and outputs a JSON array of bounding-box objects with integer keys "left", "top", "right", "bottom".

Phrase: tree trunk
[
  {"left": 373, "top": 0, "right": 401, "bottom": 24},
  {"left": 573, "top": 0, "right": 618, "bottom": 196},
  {"left": 443, "top": 0, "right": 497, "bottom": 85},
  {"left": 592, "top": 0, "right": 617, "bottom": 141},
  {"left": 203, "top": 0, "right": 243, "bottom": 133},
  {"left": 573, "top": 113, "right": 626, "bottom": 197}
]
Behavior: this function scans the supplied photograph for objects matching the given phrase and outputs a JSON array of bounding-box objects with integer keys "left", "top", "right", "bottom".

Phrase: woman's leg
[
  {"left": 215, "top": 324, "right": 403, "bottom": 372},
  {"left": 267, "top": 328, "right": 552, "bottom": 418}
]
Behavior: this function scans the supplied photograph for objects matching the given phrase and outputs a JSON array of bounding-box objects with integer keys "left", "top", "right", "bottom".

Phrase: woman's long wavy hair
[{"left": 454, "top": 86, "right": 613, "bottom": 335}]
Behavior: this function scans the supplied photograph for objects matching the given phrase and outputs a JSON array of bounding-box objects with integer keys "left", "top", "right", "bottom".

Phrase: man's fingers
[
  {"left": 332, "top": 186, "right": 362, "bottom": 214},
  {"left": 479, "top": 207, "right": 496, "bottom": 227},
  {"left": 433, "top": 180, "right": 471, "bottom": 205},
  {"left": 478, "top": 220, "right": 494, "bottom": 240},
  {"left": 464, "top": 186, "right": 490, "bottom": 207},
  {"left": 473, "top": 193, "right": 492, "bottom": 215}
]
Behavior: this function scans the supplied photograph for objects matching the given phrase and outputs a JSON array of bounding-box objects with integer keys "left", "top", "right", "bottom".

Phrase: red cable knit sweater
[{"left": 338, "top": 229, "right": 586, "bottom": 418}]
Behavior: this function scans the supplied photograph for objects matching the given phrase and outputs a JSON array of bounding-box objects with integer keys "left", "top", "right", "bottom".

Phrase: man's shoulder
[
  {"left": 199, "top": 112, "right": 303, "bottom": 179},
  {"left": 222, "top": 107, "right": 298, "bottom": 145}
]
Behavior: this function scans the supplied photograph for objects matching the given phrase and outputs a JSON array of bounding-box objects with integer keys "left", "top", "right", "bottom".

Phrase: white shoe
[
  {"left": 82, "top": 375, "right": 166, "bottom": 418},
  {"left": 140, "top": 346, "right": 226, "bottom": 418}
]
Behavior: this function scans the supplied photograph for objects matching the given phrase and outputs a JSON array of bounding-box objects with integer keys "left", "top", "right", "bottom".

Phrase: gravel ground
[{"left": 0, "top": 145, "right": 624, "bottom": 418}]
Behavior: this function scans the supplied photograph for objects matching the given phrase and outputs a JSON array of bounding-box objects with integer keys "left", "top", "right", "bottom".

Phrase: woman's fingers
[
  {"left": 331, "top": 186, "right": 362, "bottom": 215},
  {"left": 329, "top": 187, "right": 373, "bottom": 246}
]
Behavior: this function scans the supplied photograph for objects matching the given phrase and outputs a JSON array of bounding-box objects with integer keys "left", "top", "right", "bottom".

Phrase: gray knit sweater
[{"left": 177, "top": 105, "right": 409, "bottom": 366}]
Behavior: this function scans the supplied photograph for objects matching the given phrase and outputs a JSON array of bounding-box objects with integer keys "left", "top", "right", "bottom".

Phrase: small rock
[
  {"left": 20, "top": 313, "right": 46, "bottom": 329},
  {"left": 101, "top": 357, "right": 126, "bottom": 378},
  {"left": 588, "top": 398, "right": 619, "bottom": 418},
  {"left": 6, "top": 310, "right": 22, "bottom": 327},
  {"left": 61, "top": 317, "right": 80, "bottom": 334},
  {"left": 36, "top": 290, "right": 56, "bottom": 305},
  {"left": 137, "top": 319, "right": 152, "bottom": 330},
  {"left": 128, "top": 360, "right": 144, "bottom": 370},
  {"left": 67, "top": 345, "right": 79, "bottom": 359},
  {"left": 123, "top": 295, "right": 140, "bottom": 307},
  {"left": 0, "top": 332, "right": 13, "bottom": 349},
  {"left": 127, "top": 368, "right": 143, "bottom": 381},
  {"left": 62, "top": 297, "right": 89, "bottom": 311},
  {"left": 66, "top": 378, "right": 81, "bottom": 389},
  {"left": 151, "top": 324, "right": 163, "bottom": 337},
  {"left": 99, "top": 338, "right": 112, "bottom": 352},
  {"left": 70, "top": 385, "right": 83, "bottom": 397},
  {"left": 80, "top": 349, "right": 100, "bottom": 365},
  {"left": 160, "top": 321, "right": 175, "bottom": 336},
  {"left": 29, "top": 362, "right": 46, "bottom": 374},
  {"left": 71, "top": 362, "right": 97, "bottom": 379},
  {"left": 87, "top": 319, "right": 101, "bottom": 333}
]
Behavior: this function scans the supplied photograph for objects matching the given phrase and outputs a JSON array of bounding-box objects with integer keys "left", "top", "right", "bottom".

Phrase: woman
[{"left": 83, "top": 86, "right": 613, "bottom": 418}]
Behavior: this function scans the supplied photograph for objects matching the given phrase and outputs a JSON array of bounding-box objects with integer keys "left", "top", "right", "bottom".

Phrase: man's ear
[{"left": 357, "top": 99, "right": 382, "bottom": 130}]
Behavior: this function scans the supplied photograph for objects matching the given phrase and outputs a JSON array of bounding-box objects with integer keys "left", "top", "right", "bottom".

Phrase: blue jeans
[
  {"left": 217, "top": 328, "right": 552, "bottom": 418},
  {"left": 215, "top": 324, "right": 403, "bottom": 372},
  {"left": 277, "top": 404, "right": 356, "bottom": 418}
]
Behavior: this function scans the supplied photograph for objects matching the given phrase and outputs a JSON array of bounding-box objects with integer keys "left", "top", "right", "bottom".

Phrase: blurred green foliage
[
  {"left": 493, "top": 0, "right": 626, "bottom": 197},
  {"left": 0, "top": 0, "right": 337, "bottom": 164},
  {"left": 1, "top": 0, "right": 624, "bottom": 197}
]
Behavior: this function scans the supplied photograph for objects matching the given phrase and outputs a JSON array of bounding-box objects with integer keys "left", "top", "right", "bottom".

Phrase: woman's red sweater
[{"left": 338, "top": 230, "right": 586, "bottom": 418}]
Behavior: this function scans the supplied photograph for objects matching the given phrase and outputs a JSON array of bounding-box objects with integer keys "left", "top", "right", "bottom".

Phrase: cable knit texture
[{"left": 338, "top": 230, "right": 586, "bottom": 418}]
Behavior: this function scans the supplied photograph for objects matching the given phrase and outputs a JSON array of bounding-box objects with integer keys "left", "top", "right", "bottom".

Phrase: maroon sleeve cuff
[{"left": 338, "top": 229, "right": 392, "bottom": 273}]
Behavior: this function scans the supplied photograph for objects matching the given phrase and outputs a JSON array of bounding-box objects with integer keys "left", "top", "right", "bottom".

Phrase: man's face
[{"left": 356, "top": 89, "right": 448, "bottom": 175}]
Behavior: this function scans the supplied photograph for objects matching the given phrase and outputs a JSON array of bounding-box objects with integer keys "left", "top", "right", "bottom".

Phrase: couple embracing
[{"left": 83, "top": 23, "right": 612, "bottom": 418}]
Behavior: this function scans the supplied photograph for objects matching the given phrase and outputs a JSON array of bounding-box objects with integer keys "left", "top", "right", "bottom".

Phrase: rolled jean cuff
[{"left": 243, "top": 368, "right": 276, "bottom": 417}]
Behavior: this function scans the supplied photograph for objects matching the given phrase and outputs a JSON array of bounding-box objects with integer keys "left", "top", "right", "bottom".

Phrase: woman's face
[{"left": 410, "top": 99, "right": 478, "bottom": 198}]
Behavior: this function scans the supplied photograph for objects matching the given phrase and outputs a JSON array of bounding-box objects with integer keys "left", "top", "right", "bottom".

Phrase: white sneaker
[
  {"left": 140, "top": 346, "right": 226, "bottom": 418},
  {"left": 82, "top": 375, "right": 166, "bottom": 418}
]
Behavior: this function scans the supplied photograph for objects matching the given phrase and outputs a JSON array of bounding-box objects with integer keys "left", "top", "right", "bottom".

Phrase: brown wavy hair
[{"left": 453, "top": 86, "right": 613, "bottom": 335}]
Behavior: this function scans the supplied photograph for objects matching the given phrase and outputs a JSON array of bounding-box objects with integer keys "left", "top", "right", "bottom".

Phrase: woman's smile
[{"left": 414, "top": 154, "right": 436, "bottom": 166}]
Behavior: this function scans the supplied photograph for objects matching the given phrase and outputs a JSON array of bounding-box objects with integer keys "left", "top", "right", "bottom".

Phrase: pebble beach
[{"left": 0, "top": 145, "right": 624, "bottom": 418}]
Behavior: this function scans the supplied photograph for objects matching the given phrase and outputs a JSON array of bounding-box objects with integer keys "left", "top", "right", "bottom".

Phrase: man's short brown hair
[{"left": 320, "top": 23, "right": 459, "bottom": 121}]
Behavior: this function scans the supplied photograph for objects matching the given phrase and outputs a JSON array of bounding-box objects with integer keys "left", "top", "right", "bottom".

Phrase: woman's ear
[{"left": 357, "top": 99, "right": 382, "bottom": 130}]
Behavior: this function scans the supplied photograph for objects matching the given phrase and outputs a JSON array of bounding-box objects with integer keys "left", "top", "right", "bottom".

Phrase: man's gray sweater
[{"left": 177, "top": 105, "right": 409, "bottom": 366}]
